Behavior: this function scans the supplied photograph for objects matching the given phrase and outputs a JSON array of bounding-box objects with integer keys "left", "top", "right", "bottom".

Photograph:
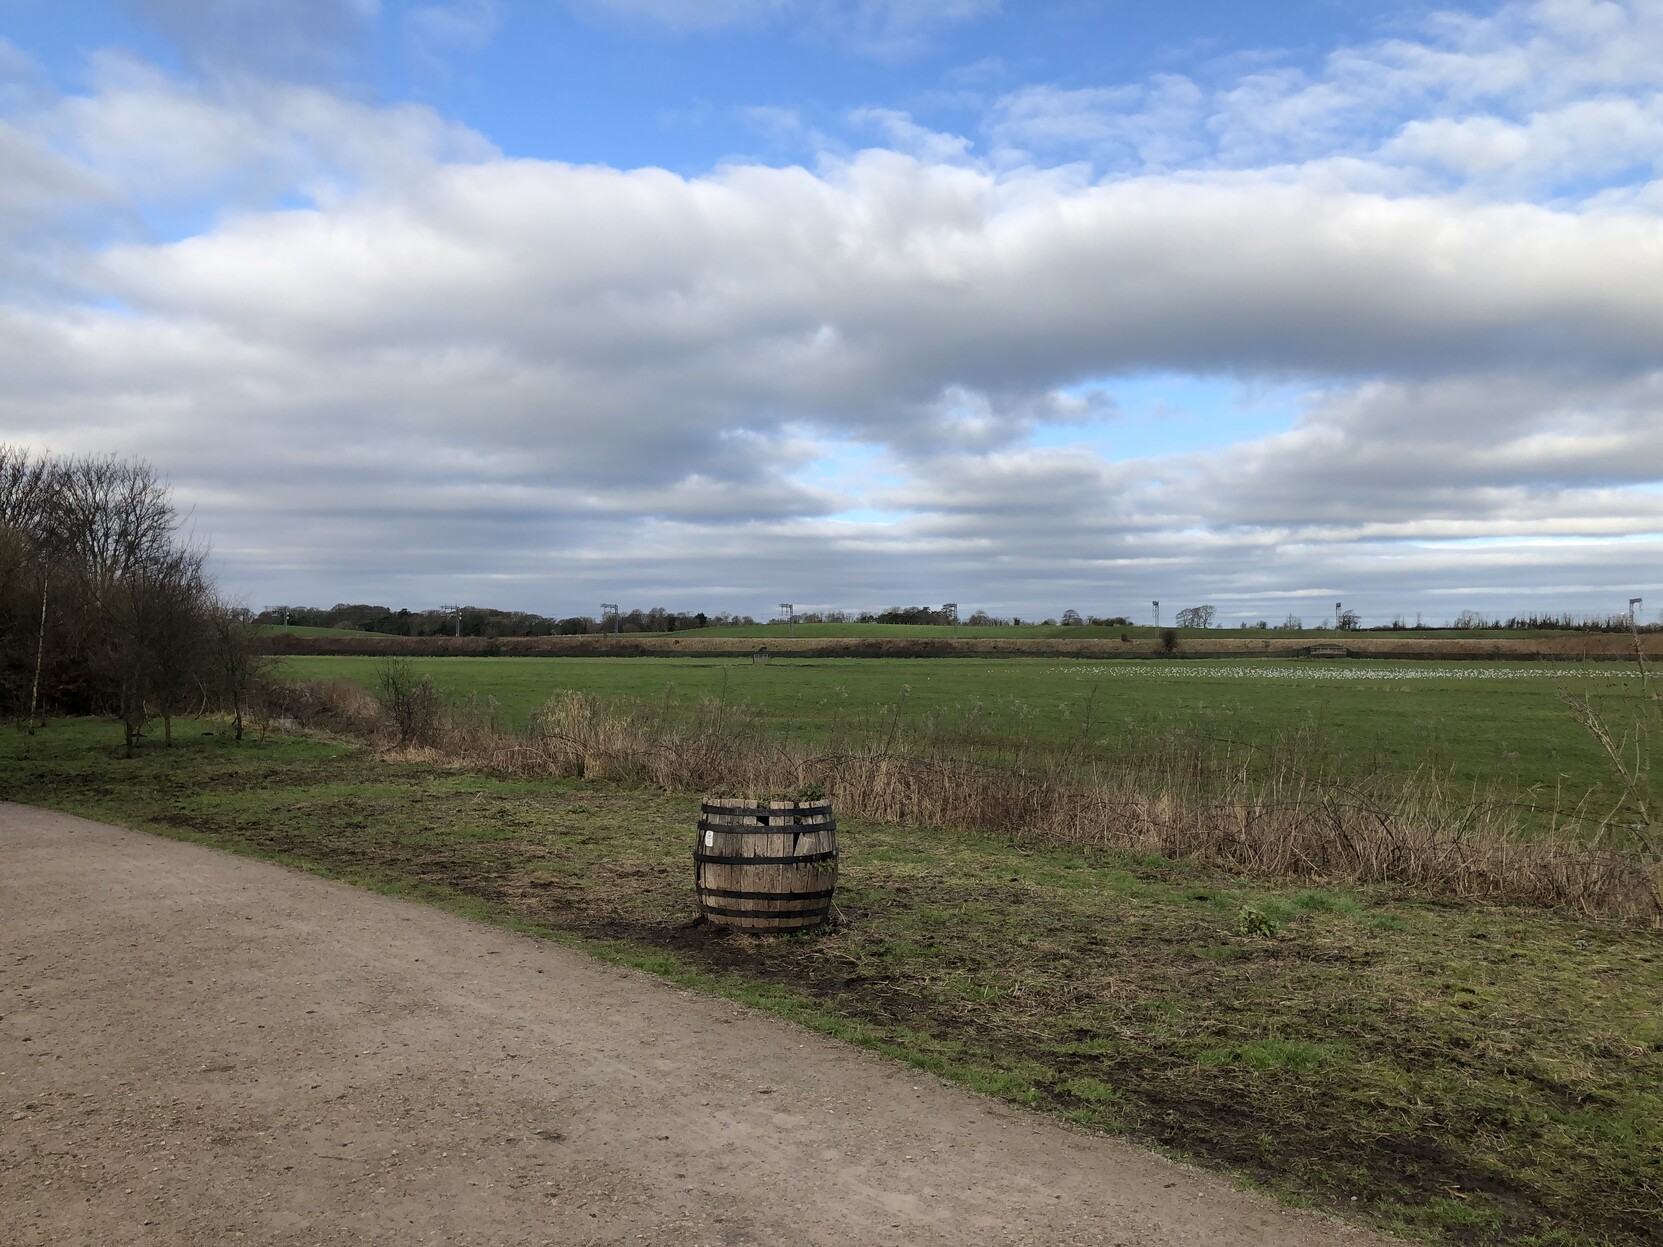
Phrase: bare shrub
[
  {"left": 374, "top": 658, "right": 442, "bottom": 747},
  {"left": 1559, "top": 619, "right": 1661, "bottom": 857},
  {"left": 259, "top": 676, "right": 387, "bottom": 739}
]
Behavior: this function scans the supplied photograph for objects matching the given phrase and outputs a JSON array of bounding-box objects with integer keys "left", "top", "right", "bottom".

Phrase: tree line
[
  {"left": 257, "top": 602, "right": 1148, "bottom": 635},
  {"left": 256, "top": 604, "right": 760, "bottom": 637},
  {"left": 0, "top": 446, "right": 262, "bottom": 752}
]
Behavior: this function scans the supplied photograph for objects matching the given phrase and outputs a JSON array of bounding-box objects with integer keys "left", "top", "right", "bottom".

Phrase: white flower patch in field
[{"left": 1053, "top": 664, "right": 1641, "bottom": 682}]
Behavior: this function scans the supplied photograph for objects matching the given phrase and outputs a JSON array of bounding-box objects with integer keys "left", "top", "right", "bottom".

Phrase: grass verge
[{"left": 4, "top": 718, "right": 1660, "bottom": 1246}]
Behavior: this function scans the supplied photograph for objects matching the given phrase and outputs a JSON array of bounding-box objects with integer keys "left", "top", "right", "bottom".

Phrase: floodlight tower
[
  {"left": 600, "top": 602, "right": 619, "bottom": 635},
  {"left": 779, "top": 603, "right": 795, "bottom": 635}
]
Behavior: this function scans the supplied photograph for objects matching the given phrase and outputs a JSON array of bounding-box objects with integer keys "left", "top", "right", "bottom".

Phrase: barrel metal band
[
  {"left": 698, "top": 817, "right": 837, "bottom": 835},
  {"left": 696, "top": 886, "right": 836, "bottom": 902},
  {"left": 700, "top": 802, "right": 833, "bottom": 820},
  {"left": 700, "top": 903, "right": 829, "bottom": 921},
  {"left": 694, "top": 849, "right": 839, "bottom": 866}
]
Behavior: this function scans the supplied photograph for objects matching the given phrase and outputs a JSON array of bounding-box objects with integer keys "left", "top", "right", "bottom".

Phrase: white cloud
[
  {"left": 9, "top": 142, "right": 1647, "bottom": 616},
  {"left": 87, "top": 155, "right": 1663, "bottom": 381},
  {"left": 987, "top": 77, "right": 1206, "bottom": 171},
  {"left": 978, "top": 1, "right": 1663, "bottom": 197},
  {"left": 5, "top": 5, "right": 1663, "bottom": 620},
  {"left": 1382, "top": 96, "right": 1663, "bottom": 188},
  {"left": 1182, "top": 372, "right": 1663, "bottom": 542},
  {"left": 29, "top": 52, "right": 495, "bottom": 210},
  {"left": 849, "top": 108, "right": 973, "bottom": 163}
]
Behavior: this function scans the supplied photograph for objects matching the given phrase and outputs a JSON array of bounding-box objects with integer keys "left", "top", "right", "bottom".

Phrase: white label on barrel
[{"left": 704, "top": 830, "right": 714, "bottom": 847}]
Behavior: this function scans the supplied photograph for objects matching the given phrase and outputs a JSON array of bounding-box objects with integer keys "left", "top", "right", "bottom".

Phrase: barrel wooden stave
[{"left": 695, "top": 798, "right": 838, "bottom": 931}]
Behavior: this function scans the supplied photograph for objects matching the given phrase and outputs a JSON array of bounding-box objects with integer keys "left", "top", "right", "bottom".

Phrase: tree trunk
[{"left": 27, "top": 576, "right": 47, "bottom": 734}]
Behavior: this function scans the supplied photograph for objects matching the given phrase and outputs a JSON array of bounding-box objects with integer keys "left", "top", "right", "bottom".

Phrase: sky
[{"left": 3, "top": 0, "right": 1663, "bottom": 626}]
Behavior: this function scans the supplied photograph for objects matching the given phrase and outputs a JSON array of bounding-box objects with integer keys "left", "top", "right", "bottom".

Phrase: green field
[{"left": 278, "top": 654, "right": 1648, "bottom": 815}]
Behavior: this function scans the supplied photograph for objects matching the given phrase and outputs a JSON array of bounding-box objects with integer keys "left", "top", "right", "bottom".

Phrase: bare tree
[
  {"left": 100, "top": 547, "right": 209, "bottom": 754},
  {"left": 1, "top": 445, "right": 245, "bottom": 748},
  {"left": 210, "top": 602, "right": 270, "bottom": 743},
  {"left": 48, "top": 453, "right": 177, "bottom": 603},
  {"left": 146, "top": 546, "right": 212, "bottom": 746},
  {"left": 23, "top": 453, "right": 183, "bottom": 720},
  {"left": 0, "top": 446, "right": 57, "bottom": 534},
  {"left": 0, "top": 523, "right": 40, "bottom": 715},
  {"left": 0, "top": 447, "right": 62, "bottom": 726}
]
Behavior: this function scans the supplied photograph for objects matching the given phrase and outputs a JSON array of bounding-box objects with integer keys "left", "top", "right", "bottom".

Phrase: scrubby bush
[{"left": 374, "top": 657, "right": 442, "bottom": 747}]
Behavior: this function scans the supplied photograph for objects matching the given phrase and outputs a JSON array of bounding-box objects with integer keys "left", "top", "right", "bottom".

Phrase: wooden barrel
[{"left": 694, "top": 798, "right": 838, "bottom": 931}]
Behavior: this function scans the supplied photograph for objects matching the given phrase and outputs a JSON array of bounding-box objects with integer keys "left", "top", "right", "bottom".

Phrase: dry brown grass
[
  {"left": 257, "top": 675, "right": 386, "bottom": 739},
  {"left": 269, "top": 680, "right": 1662, "bottom": 923}
]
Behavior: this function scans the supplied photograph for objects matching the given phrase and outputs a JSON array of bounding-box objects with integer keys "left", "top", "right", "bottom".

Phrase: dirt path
[{"left": 1, "top": 804, "right": 1389, "bottom": 1246}]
